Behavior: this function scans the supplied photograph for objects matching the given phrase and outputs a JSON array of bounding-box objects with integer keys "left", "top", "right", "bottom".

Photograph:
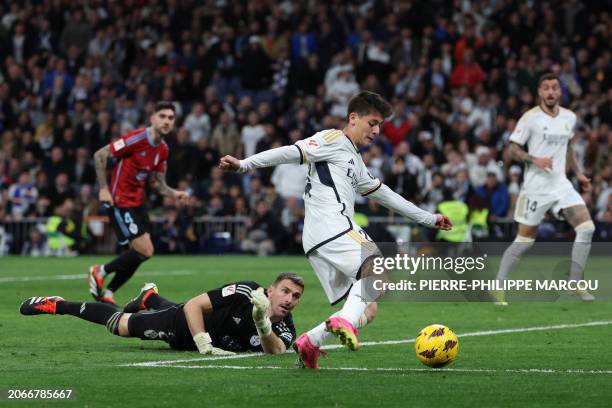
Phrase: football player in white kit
[
  {"left": 219, "top": 91, "right": 452, "bottom": 368},
  {"left": 495, "top": 74, "right": 596, "bottom": 302}
]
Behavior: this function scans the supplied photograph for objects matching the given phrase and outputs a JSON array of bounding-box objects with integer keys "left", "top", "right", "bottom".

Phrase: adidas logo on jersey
[
  {"left": 233, "top": 317, "right": 242, "bottom": 325},
  {"left": 348, "top": 159, "right": 355, "bottom": 165}
]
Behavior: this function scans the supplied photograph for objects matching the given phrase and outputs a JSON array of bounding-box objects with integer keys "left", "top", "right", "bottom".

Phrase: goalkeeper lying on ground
[{"left": 20, "top": 272, "right": 303, "bottom": 355}]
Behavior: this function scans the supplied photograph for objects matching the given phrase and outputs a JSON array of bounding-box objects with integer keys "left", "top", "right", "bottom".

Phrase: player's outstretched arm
[
  {"left": 250, "top": 288, "right": 286, "bottom": 355},
  {"left": 152, "top": 168, "right": 190, "bottom": 203},
  {"left": 367, "top": 183, "right": 453, "bottom": 230},
  {"left": 509, "top": 142, "right": 552, "bottom": 172},
  {"left": 184, "top": 293, "right": 235, "bottom": 356},
  {"left": 94, "top": 145, "right": 113, "bottom": 205},
  {"left": 218, "top": 145, "right": 302, "bottom": 173}
]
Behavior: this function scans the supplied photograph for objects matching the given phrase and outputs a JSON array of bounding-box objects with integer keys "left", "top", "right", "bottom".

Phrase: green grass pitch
[{"left": 1, "top": 256, "right": 611, "bottom": 407}]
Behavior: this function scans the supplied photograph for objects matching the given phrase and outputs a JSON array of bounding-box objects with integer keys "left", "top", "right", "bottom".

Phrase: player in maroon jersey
[{"left": 89, "top": 101, "right": 189, "bottom": 304}]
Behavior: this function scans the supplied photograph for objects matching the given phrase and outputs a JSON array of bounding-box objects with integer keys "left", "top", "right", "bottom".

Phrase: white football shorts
[
  {"left": 514, "top": 183, "right": 585, "bottom": 226},
  {"left": 307, "top": 228, "right": 380, "bottom": 304}
]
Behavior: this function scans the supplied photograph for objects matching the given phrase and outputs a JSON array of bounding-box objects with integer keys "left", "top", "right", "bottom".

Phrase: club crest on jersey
[
  {"left": 113, "top": 139, "right": 126, "bottom": 151},
  {"left": 129, "top": 223, "right": 138, "bottom": 235},
  {"left": 222, "top": 284, "right": 236, "bottom": 297},
  {"left": 307, "top": 139, "right": 320, "bottom": 149},
  {"left": 140, "top": 151, "right": 147, "bottom": 157},
  {"left": 250, "top": 335, "right": 261, "bottom": 347}
]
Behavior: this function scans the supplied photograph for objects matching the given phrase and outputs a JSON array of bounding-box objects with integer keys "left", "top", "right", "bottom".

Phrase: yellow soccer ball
[{"left": 415, "top": 324, "right": 459, "bottom": 368}]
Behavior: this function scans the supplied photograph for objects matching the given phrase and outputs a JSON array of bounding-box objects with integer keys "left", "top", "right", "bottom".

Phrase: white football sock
[
  {"left": 307, "top": 308, "right": 370, "bottom": 347},
  {"left": 356, "top": 312, "right": 369, "bottom": 329},
  {"left": 337, "top": 279, "right": 378, "bottom": 327},
  {"left": 569, "top": 221, "right": 595, "bottom": 281},
  {"left": 307, "top": 321, "right": 332, "bottom": 347},
  {"left": 496, "top": 235, "right": 535, "bottom": 281},
  {"left": 307, "top": 310, "right": 343, "bottom": 346}
]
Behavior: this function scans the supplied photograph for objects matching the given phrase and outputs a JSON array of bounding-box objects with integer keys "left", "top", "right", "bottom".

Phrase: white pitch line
[
  {"left": 122, "top": 319, "right": 612, "bottom": 368},
  {"left": 126, "top": 353, "right": 266, "bottom": 367},
  {"left": 336, "top": 319, "right": 612, "bottom": 350},
  {"left": 0, "top": 270, "right": 194, "bottom": 283},
  {"left": 144, "top": 364, "right": 612, "bottom": 375}
]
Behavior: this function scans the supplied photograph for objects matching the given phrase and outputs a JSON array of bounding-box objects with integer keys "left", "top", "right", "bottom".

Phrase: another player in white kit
[
  {"left": 220, "top": 91, "right": 452, "bottom": 368},
  {"left": 495, "top": 74, "right": 596, "bottom": 302}
]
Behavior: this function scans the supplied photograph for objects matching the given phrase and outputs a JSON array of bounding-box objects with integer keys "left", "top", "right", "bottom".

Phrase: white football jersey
[
  {"left": 509, "top": 106, "right": 577, "bottom": 194},
  {"left": 294, "top": 129, "right": 381, "bottom": 254}
]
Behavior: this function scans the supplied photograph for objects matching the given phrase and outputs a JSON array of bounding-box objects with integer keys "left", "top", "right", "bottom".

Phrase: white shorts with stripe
[
  {"left": 307, "top": 228, "right": 380, "bottom": 305},
  {"left": 514, "top": 183, "right": 585, "bottom": 226}
]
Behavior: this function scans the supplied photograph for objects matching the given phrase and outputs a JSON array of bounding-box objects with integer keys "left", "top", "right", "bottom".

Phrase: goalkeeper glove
[
  {"left": 250, "top": 287, "right": 272, "bottom": 337},
  {"left": 192, "top": 332, "right": 235, "bottom": 356}
]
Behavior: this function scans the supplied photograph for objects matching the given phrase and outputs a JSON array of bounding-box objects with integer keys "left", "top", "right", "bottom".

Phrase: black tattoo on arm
[
  {"left": 153, "top": 168, "right": 178, "bottom": 197},
  {"left": 509, "top": 142, "right": 534, "bottom": 164},
  {"left": 566, "top": 142, "right": 582, "bottom": 176},
  {"left": 94, "top": 145, "right": 111, "bottom": 188}
]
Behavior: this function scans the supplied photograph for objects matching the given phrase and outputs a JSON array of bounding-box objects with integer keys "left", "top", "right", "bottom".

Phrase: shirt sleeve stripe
[
  {"left": 235, "top": 286, "right": 253, "bottom": 293},
  {"left": 235, "top": 289, "right": 253, "bottom": 298},
  {"left": 125, "top": 131, "right": 147, "bottom": 146},
  {"left": 362, "top": 181, "right": 383, "bottom": 196},
  {"left": 320, "top": 129, "right": 337, "bottom": 139},
  {"left": 323, "top": 130, "right": 342, "bottom": 143},
  {"left": 294, "top": 144, "right": 304, "bottom": 164}
]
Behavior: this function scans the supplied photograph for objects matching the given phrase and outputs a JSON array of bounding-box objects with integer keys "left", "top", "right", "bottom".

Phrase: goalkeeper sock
[
  {"left": 97, "top": 265, "right": 107, "bottom": 279},
  {"left": 56, "top": 301, "right": 122, "bottom": 333},
  {"left": 144, "top": 293, "right": 177, "bottom": 310},
  {"left": 106, "top": 250, "right": 149, "bottom": 292},
  {"left": 569, "top": 221, "right": 595, "bottom": 281},
  {"left": 496, "top": 235, "right": 535, "bottom": 281},
  {"left": 103, "top": 250, "right": 129, "bottom": 273}
]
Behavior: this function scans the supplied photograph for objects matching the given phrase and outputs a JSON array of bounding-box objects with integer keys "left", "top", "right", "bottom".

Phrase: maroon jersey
[{"left": 109, "top": 127, "right": 169, "bottom": 208}]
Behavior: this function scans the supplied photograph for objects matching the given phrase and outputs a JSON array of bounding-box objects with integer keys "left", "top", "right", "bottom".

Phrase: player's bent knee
[
  {"left": 131, "top": 235, "right": 154, "bottom": 258},
  {"left": 574, "top": 220, "right": 595, "bottom": 243},
  {"left": 515, "top": 235, "right": 535, "bottom": 244},
  {"left": 106, "top": 311, "right": 125, "bottom": 336},
  {"left": 118, "top": 314, "right": 131, "bottom": 337},
  {"left": 141, "top": 246, "right": 154, "bottom": 258},
  {"left": 516, "top": 224, "right": 538, "bottom": 239},
  {"left": 132, "top": 243, "right": 154, "bottom": 259}
]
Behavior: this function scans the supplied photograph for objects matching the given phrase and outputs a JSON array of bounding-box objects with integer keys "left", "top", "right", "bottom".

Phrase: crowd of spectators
[{"left": 1, "top": 0, "right": 611, "bottom": 254}]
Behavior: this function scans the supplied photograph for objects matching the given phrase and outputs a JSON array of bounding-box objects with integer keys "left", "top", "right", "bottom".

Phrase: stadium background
[{"left": 0, "top": 0, "right": 611, "bottom": 256}]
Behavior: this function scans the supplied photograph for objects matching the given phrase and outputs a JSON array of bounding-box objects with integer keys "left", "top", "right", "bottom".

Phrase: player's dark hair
[
  {"left": 154, "top": 101, "right": 176, "bottom": 113},
  {"left": 538, "top": 73, "right": 561, "bottom": 88},
  {"left": 346, "top": 91, "right": 392, "bottom": 121},
  {"left": 273, "top": 272, "right": 304, "bottom": 290}
]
